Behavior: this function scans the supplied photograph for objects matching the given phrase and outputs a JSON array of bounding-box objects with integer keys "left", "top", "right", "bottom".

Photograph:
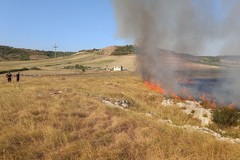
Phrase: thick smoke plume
[{"left": 112, "top": 0, "right": 240, "bottom": 107}]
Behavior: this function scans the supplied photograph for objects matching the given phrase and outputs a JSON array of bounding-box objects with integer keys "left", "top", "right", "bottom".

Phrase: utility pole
[{"left": 53, "top": 44, "right": 58, "bottom": 76}]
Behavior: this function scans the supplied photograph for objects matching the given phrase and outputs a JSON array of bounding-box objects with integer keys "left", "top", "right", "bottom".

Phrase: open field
[
  {"left": 0, "top": 73, "right": 240, "bottom": 159},
  {"left": 1, "top": 45, "right": 240, "bottom": 78},
  {"left": 0, "top": 52, "right": 136, "bottom": 75},
  {"left": 0, "top": 50, "right": 229, "bottom": 76}
]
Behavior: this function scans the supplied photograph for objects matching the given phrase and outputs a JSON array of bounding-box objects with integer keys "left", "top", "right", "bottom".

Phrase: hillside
[
  {"left": 0, "top": 45, "right": 75, "bottom": 61},
  {"left": 0, "top": 46, "right": 136, "bottom": 75},
  {"left": 0, "top": 44, "right": 134, "bottom": 62},
  {"left": 1, "top": 45, "right": 240, "bottom": 78},
  {"left": 78, "top": 45, "right": 134, "bottom": 56}
]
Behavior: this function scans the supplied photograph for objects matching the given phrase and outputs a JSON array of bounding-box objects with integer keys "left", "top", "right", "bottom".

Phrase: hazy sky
[{"left": 0, "top": 0, "right": 128, "bottom": 51}]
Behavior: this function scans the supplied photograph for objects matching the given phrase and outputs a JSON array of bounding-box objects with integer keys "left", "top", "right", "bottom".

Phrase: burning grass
[
  {"left": 0, "top": 74, "right": 240, "bottom": 159},
  {"left": 144, "top": 80, "right": 239, "bottom": 110}
]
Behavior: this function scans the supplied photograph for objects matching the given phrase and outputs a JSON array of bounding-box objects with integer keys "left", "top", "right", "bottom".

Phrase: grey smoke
[
  {"left": 113, "top": 0, "right": 240, "bottom": 54},
  {"left": 112, "top": 0, "right": 240, "bottom": 106}
]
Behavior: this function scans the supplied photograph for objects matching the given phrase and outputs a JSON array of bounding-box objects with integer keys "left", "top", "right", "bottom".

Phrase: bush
[
  {"left": 64, "top": 64, "right": 86, "bottom": 72},
  {"left": 111, "top": 45, "right": 134, "bottom": 55},
  {"left": 212, "top": 107, "right": 240, "bottom": 127},
  {"left": 20, "top": 53, "right": 30, "bottom": 61},
  {"left": 30, "top": 67, "right": 41, "bottom": 70},
  {"left": 75, "top": 64, "right": 85, "bottom": 72},
  {"left": 0, "top": 68, "right": 29, "bottom": 74},
  {"left": 0, "top": 45, "right": 75, "bottom": 60},
  {"left": 199, "top": 56, "right": 220, "bottom": 66}
]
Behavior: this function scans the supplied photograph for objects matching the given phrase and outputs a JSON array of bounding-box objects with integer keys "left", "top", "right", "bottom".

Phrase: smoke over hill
[
  {"left": 112, "top": 0, "right": 240, "bottom": 107},
  {"left": 113, "top": 0, "right": 240, "bottom": 55}
]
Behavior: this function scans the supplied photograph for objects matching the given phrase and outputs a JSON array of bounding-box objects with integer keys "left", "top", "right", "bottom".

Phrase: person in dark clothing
[
  {"left": 6, "top": 72, "right": 12, "bottom": 82},
  {"left": 16, "top": 72, "right": 20, "bottom": 82}
]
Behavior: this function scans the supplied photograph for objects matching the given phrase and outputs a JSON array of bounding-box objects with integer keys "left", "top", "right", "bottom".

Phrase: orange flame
[
  {"left": 181, "top": 87, "right": 194, "bottom": 100},
  {"left": 144, "top": 81, "right": 165, "bottom": 94},
  {"left": 199, "top": 94, "right": 217, "bottom": 109},
  {"left": 144, "top": 80, "right": 220, "bottom": 108},
  {"left": 144, "top": 80, "right": 239, "bottom": 109},
  {"left": 170, "top": 91, "right": 181, "bottom": 100},
  {"left": 228, "top": 103, "right": 235, "bottom": 110}
]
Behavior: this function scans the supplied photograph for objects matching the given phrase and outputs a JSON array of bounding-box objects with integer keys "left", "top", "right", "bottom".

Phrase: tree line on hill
[
  {"left": 0, "top": 45, "right": 136, "bottom": 61},
  {"left": 111, "top": 45, "right": 134, "bottom": 55},
  {"left": 78, "top": 45, "right": 135, "bottom": 56},
  {"left": 0, "top": 45, "right": 75, "bottom": 61}
]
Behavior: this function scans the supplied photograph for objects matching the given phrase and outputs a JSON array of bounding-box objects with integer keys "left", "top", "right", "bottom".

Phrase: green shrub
[
  {"left": 20, "top": 53, "right": 30, "bottom": 61},
  {"left": 30, "top": 67, "right": 41, "bottom": 70},
  {"left": 64, "top": 66, "right": 74, "bottom": 69},
  {"left": 64, "top": 64, "right": 86, "bottom": 72},
  {"left": 111, "top": 45, "right": 134, "bottom": 55},
  {"left": 0, "top": 68, "right": 29, "bottom": 74},
  {"left": 212, "top": 107, "right": 240, "bottom": 127},
  {"left": 0, "top": 45, "right": 75, "bottom": 61},
  {"left": 199, "top": 56, "right": 220, "bottom": 66},
  {"left": 191, "top": 110, "right": 195, "bottom": 114}
]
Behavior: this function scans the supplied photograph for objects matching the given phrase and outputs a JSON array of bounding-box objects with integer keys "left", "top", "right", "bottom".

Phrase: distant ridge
[
  {"left": 0, "top": 45, "right": 75, "bottom": 61},
  {"left": 77, "top": 45, "right": 134, "bottom": 56}
]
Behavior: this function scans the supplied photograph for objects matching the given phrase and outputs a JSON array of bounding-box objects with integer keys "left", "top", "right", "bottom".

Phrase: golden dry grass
[
  {"left": 0, "top": 73, "right": 240, "bottom": 160},
  {"left": 0, "top": 53, "right": 136, "bottom": 76}
]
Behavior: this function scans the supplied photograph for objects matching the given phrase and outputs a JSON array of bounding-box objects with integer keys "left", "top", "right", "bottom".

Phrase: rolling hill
[
  {"left": 1, "top": 45, "right": 240, "bottom": 77},
  {"left": 0, "top": 45, "right": 75, "bottom": 61}
]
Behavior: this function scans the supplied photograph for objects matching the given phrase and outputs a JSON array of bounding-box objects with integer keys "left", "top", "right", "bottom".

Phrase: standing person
[
  {"left": 16, "top": 72, "right": 20, "bottom": 82},
  {"left": 6, "top": 72, "right": 12, "bottom": 82}
]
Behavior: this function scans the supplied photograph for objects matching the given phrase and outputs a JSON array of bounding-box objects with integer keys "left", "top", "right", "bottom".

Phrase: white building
[{"left": 113, "top": 66, "right": 123, "bottom": 71}]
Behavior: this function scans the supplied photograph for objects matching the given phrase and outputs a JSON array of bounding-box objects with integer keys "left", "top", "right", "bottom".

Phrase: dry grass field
[
  {"left": 0, "top": 73, "right": 240, "bottom": 160},
  {"left": 0, "top": 52, "right": 136, "bottom": 76}
]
